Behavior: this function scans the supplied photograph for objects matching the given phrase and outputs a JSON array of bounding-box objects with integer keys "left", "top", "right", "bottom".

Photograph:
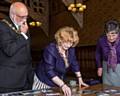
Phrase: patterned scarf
[{"left": 107, "top": 37, "right": 119, "bottom": 72}]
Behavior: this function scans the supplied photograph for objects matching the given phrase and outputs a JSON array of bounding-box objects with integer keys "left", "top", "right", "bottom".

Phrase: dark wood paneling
[{"left": 76, "top": 46, "right": 97, "bottom": 79}]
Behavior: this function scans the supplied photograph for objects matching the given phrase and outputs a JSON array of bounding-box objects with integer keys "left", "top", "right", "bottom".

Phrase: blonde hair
[{"left": 55, "top": 26, "right": 79, "bottom": 47}]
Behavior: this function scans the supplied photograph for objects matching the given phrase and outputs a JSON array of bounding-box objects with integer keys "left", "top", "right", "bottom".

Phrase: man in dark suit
[{"left": 0, "top": 2, "right": 33, "bottom": 93}]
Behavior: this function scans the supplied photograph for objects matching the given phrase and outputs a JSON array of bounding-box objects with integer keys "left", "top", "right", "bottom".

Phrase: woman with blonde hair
[{"left": 33, "top": 26, "right": 88, "bottom": 96}]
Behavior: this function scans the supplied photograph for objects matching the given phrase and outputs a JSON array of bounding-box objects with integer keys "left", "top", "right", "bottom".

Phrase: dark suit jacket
[
  {"left": 36, "top": 43, "right": 80, "bottom": 87},
  {"left": 0, "top": 17, "right": 33, "bottom": 89}
]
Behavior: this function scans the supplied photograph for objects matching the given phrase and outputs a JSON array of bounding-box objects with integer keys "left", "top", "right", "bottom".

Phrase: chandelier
[
  {"left": 29, "top": 21, "right": 42, "bottom": 27},
  {"left": 68, "top": 0, "right": 86, "bottom": 12}
]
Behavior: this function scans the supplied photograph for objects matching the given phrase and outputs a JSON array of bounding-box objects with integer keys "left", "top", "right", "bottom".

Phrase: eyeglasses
[{"left": 16, "top": 14, "right": 28, "bottom": 19}]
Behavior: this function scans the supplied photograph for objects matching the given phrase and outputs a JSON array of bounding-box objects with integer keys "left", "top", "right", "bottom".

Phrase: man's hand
[{"left": 19, "top": 21, "right": 28, "bottom": 34}]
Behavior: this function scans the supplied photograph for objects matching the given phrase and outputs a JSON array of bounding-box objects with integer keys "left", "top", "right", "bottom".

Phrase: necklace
[
  {"left": 2, "top": 19, "right": 20, "bottom": 34},
  {"left": 57, "top": 45, "right": 69, "bottom": 68}
]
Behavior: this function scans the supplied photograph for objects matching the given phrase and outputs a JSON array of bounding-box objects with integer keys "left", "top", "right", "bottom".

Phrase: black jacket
[{"left": 0, "top": 17, "right": 33, "bottom": 89}]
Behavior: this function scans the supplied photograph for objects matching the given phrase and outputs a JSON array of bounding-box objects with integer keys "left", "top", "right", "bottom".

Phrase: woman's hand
[
  {"left": 61, "top": 84, "right": 72, "bottom": 96},
  {"left": 97, "top": 68, "right": 103, "bottom": 77},
  {"left": 52, "top": 76, "right": 71, "bottom": 96},
  {"left": 78, "top": 77, "right": 89, "bottom": 88}
]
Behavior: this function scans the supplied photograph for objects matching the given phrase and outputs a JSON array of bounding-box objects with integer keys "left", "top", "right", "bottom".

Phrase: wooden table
[
  {"left": 81, "top": 84, "right": 120, "bottom": 96},
  {"left": 30, "top": 84, "right": 120, "bottom": 96},
  {"left": 1, "top": 84, "right": 120, "bottom": 96},
  {"left": 50, "top": 84, "right": 120, "bottom": 96}
]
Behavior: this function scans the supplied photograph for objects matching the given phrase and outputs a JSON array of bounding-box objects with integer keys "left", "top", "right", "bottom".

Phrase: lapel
[{"left": 2, "top": 17, "right": 20, "bottom": 34}]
